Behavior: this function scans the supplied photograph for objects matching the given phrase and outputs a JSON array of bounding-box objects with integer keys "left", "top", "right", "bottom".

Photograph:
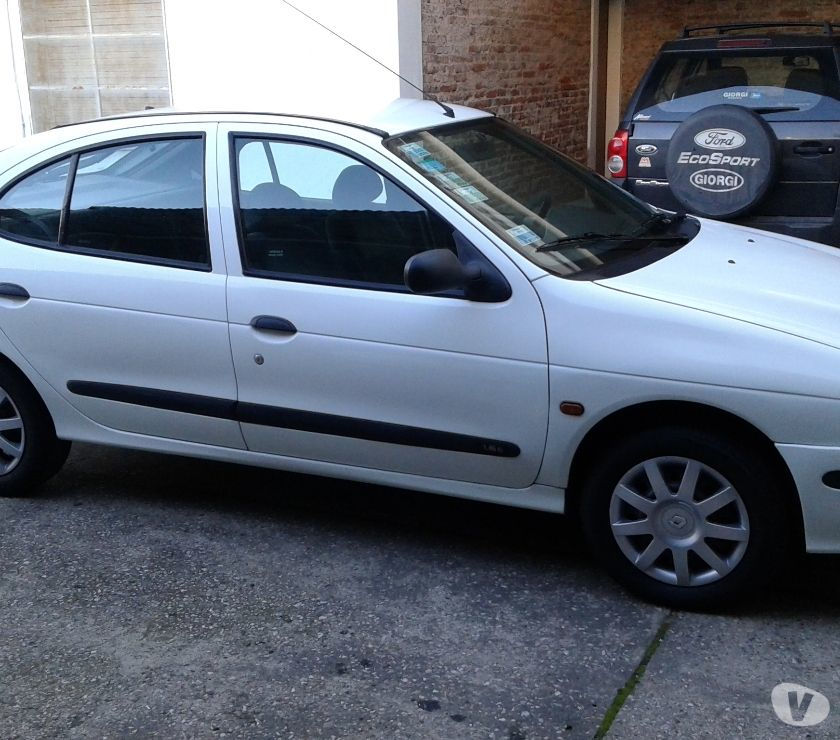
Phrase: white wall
[
  {"left": 0, "top": 0, "right": 422, "bottom": 150},
  {"left": 0, "top": 0, "right": 26, "bottom": 150},
  {"left": 164, "top": 0, "right": 419, "bottom": 118}
]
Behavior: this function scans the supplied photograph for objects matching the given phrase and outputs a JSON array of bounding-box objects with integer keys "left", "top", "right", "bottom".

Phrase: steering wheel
[{"left": 1, "top": 209, "right": 55, "bottom": 241}]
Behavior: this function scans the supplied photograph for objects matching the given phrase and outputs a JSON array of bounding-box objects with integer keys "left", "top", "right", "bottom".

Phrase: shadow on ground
[{"left": 54, "top": 443, "right": 840, "bottom": 615}]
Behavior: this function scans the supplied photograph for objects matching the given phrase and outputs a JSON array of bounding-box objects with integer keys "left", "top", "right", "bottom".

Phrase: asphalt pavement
[{"left": 0, "top": 443, "right": 838, "bottom": 739}]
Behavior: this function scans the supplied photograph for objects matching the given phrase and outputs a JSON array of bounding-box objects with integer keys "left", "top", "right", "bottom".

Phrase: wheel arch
[
  {"left": 0, "top": 349, "right": 60, "bottom": 435},
  {"left": 565, "top": 400, "right": 804, "bottom": 547}
]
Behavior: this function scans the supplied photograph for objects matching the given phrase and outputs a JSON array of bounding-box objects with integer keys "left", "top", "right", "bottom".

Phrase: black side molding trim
[
  {"left": 67, "top": 381, "right": 520, "bottom": 458},
  {"left": 237, "top": 402, "right": 519, "bottom": 457},
  {"left": 67, "top": 381, "right": 236, "bottom": 420}
]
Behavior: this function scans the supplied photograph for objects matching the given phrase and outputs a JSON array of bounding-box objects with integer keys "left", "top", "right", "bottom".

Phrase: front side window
[
  {"left": 0, "top": 137, "right": 208, "bottom": 268},
  {"left": 234, "top": 137, "right": 455, "bottom": 288},
  {"left": 387, "top": 119, "right": 674, "bottom": 277}
]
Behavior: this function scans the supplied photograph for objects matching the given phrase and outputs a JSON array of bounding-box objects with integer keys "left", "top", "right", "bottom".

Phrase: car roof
[
  {"left": 54, "top": 98, "right": 492, "bottom": 138},
  {"left": 0, "top": 98, "right": 493, "bottom": 178}
]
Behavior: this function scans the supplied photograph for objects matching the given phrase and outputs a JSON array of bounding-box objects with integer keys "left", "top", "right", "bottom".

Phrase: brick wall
[
  {"left": 620, "top": 0, "right": 839, "bottom": 114},
  {"left": 421, "top": 0, "right": 593, "bottom": 162}
]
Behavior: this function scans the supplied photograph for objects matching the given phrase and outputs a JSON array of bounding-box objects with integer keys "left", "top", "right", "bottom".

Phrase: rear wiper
[
  {"left": 753, "top": 106, "right": 801, "bottom": 114},
  {"left": 535, "top": 232, "right": 687, "bottom": 252}
]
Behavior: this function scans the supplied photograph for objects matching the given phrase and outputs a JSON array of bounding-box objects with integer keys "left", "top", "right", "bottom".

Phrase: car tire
[
  {"left": 579, "top": 426, "right": 789, "bottom": 610},
  {"left": 0, "top": 366, "right": 68, "bottom": 497}
]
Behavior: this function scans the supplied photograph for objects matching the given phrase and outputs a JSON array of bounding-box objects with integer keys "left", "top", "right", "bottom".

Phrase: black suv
[{"left": 611, "top": 22, "right": 840, "bottom": 246}]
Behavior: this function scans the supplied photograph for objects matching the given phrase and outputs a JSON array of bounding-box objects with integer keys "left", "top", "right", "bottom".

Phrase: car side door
[
  {"left": 0, "top": 123, "right": 243, "bottom": 448},
  {"left": 218, "top": 123, "right": 549, "bottom": 488}
]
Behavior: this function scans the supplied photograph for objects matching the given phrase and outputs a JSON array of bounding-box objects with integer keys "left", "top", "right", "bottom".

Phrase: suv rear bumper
[{"left": 739, "top": 216, "right": 840, "bottom": 247}]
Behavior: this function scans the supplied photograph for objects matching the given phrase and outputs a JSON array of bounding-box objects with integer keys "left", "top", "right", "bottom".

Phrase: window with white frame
[{"left": 19, "top": 0, "right": 171, "bottom": 132}]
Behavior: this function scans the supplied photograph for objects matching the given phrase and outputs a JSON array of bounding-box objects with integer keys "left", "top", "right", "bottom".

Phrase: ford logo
[
  {"left": 635, "top": 144, "right": 658, "bottom": 155},
  {"left": 690, "top": 168, "right": 745, "bottom": 192},
  {"left": 693, "top": 129, "right": 746, "bottom": 150}
]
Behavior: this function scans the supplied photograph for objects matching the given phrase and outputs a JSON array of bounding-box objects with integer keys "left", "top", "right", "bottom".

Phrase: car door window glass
[
  {"left": 0, "top": 156, "right": 72, "bottom": 243},
  {"left": 234, "top": 138, "right": 455, "bottom": 287},
  {"left": 65, "top": 138, "right": 208, "bottom": 266}
]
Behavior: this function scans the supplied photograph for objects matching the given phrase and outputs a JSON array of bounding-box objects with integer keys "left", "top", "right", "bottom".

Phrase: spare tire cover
[{"left": 665, "top": 105, "right": 778, "bottom": 219}]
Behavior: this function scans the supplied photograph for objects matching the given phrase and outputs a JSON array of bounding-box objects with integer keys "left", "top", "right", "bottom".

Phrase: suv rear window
[{"left": 634, "top": 49, "right": 840, "bottom": 120}]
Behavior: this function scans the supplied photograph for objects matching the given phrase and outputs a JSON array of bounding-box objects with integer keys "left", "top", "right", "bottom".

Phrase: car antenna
[{"left": 278, "top": 0, "right": 455, "bottom": 118}]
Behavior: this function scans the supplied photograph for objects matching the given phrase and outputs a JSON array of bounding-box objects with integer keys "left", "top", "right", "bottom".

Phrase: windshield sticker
[
  {"left": 506, "top": 225, "right": 543, "bottom": 247},
  {"left": 418, "top": 159, "right": 446, "bottom": 173},
  {"left": 454, "top": 185, "right": 489, "bottom": 204},
  {"left": 398, "top": 142, "right": 431, "bottom": 160},
  {"left": 433, "top": 171, "right": 470, "bottom": 189}
]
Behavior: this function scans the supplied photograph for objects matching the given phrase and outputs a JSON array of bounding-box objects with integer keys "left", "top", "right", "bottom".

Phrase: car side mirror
[
  {"left": 404, "top": 249, "right": 467, "bottom": 294},
  {"left": 404, "top": 248, "right": 510, "bottom": 302}
]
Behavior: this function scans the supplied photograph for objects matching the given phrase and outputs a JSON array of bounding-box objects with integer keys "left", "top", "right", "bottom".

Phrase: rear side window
[
  {"left": 66, "top": 139, "right": 207, "bottom": 266},
  {"left": 0, "top": 157, "right": 72, "bottom": 242},
  {"left": 0, "top": 137, "right": 208, "bottom": 269},
  {"left": 635, "top": 49, "right": 840, "bottom": 120}
]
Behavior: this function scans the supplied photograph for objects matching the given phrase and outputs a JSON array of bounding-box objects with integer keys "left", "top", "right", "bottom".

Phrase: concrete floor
[{"left": 0, "top": 443, "right": 837, "bottom": 739}]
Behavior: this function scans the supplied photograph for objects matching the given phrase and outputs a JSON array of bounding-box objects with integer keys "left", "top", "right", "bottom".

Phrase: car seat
[
  {"left": 785, "top": 67, "right": 825, "bottom": 96},
  {"left": 326, "top": 166, "right": 432, "bottom": 285},
  {"left": 677, "top": 66, "right": 749, "bottom": 97}
]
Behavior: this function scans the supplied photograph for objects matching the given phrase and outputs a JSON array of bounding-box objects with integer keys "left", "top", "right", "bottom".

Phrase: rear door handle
[
  {"left": 0, "top": 283, "right": 29, "bottom": 300},
  {"left": 250, "top": 315, "right": 297, "bottom": 334},
  {"left": 794, "top": 142, "right": 834, "bottom": 156}
]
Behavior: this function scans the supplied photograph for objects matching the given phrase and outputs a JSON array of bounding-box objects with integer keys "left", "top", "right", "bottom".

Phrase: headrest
[
  {"left": 240, "top": 182, "right": 303, "bottom": 209},
  {"left": 331, "top": 165, "right": 384, "bottom": 210}
]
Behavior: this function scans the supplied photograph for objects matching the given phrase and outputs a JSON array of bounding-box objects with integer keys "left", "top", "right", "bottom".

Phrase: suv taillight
[{"left": 607, "top": 129, "right": 629, "bottom": 178}]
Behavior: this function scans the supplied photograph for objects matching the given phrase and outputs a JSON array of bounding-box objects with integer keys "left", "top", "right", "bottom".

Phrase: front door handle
[
  {"left": 794, "top": 142, "right": 834, "bottom": 156},
  {"left": 250, "top": 315, "right": 297, "bottom": 334},
  {"left": 0, "top": 283, "right": 29, "bottom": 300}
]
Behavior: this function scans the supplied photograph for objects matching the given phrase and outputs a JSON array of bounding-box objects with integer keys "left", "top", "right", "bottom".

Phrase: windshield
[
  {"left": 634, "top": 48, "right": 840, "bottom": 121},
  {"left": 386, "top": 118, "right": 671, "bottom": 277}
]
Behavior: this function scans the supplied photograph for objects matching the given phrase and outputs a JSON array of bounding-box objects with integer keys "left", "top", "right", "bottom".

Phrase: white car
[{"left": 0, "top": 98, "right": 837, "bottom": 608}]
